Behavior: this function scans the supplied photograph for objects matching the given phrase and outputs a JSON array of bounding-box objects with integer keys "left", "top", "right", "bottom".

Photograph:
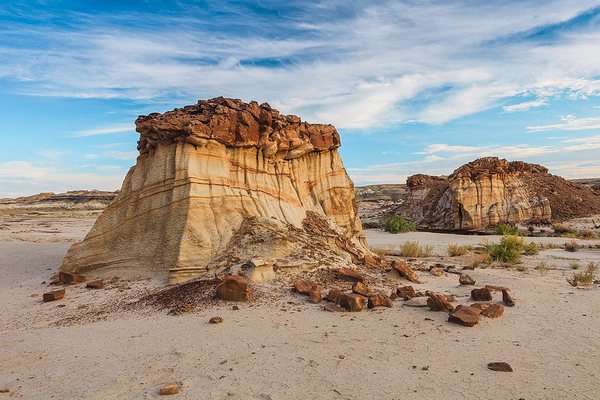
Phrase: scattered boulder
[
  {"left": 58, "top": 271, "right": 85, "bottom": 284},
  {"left": 502, "top": 290, "right": 515, "bottom": 307},
  {"left": 43, "top": 288, "right": 65, "bottom": 302},
  {"left": 216, "top": 275, "right": 252, "bottom": 301},
  {"left": 335, "top": 268, "right": 365, "bottom": 283},
  {"left": 352, "top": 281, "right": 375, "bottom": 297},
  {"left": 470, "top": 303, "right": 490, "bottom": 312},
  {"left": 403, "top": 297, "right": 429, "bottom": 307},
  {"left": 427, "top": 292, "right": 454, "bottom": 312},
  {"left": 485, "top": 284, "right": 510, "bottom": 292},
  {"left": 397, "top": 285, "right": 417, "bottom": 299},
  {"left": 392, "top": 260, "right": 421, "bottom": 283},
  {"left": 448, "top": 305, "right": 480, "bottom": 327},
  {"left": 309, "top": 285, "right": 322, "bottom": 303},
  {"left": 86, "top": 280, "right": 104, "bottom": 289},
  {"left": 323, "top": 303, "right": 346, "bottom": 312},
  {"left": 471, "top": 288, "right": 493, "bottom": 301},
  {"left": 325, "top": 288, "right": 341, "bottom": 304},
  {"left": 159, "top": 383, "right": 180, "bottom": 395},
  {"left": 339, "top": 293, "right": 366, "bottom": 312},
  {"left": 430, "top": 267, "right": 444, "bottom": 277},
  {"left": 487, "top": 362, "right": 513, "bottom": 372},
  {"left": 209, "top": 316, "right": 223, "bottom": 324},
  {"left": 480, "top": 303, "right": 504, "bottom": 318},
  {"left": 293, "top": 278, "right": 314, "bottom": 294},
  {"left": 368, "top": 293, "right": 393, "bottom": 309},
  {"left": 459, "top": 273, "right": 476, "bottom": 285}
]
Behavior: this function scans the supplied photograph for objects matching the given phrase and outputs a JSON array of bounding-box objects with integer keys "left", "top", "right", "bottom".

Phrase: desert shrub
[
  {"left": 534, "top": 262, "right": 551, "bottom": 276},
  {"left": 384, "top": 215, "right": 416, "bottom": 233},
  {"left": 447, "top": 243, "right": 470, "bottom": 257},
  {"left": 468, "top": 252, "right": 492, "bottom": 269},
  {"left": 522, "top": 242, "right": 539, "bottom": 255},
  {"left": 552, "top": 223, "right": 575, "bottom": 234},
  {"left": 495, "top": 224, "right": 519, "bottom": 236},
  {"left": 564, "top": 240, "right": 580, "bottom": 252},
  {"left": 567, "top": 262, "right": 597, "bottom": 287},
  {"left": 561, "top": 232, "right": 578, "bottom": 239},
  {"left": 569, "top": 261, "right": 581, "bottom": 270},
  {"left": 578, "top": 230, "right": 597, "bottom": 240},
  {"left": 485, "top": 235, "right": 524, "bottom": 264},
  {"left": 398, "top": 241, "right": 433, "bottom": 257}
]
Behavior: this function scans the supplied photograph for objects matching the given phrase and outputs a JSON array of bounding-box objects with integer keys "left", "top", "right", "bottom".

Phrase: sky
[{"left": 1, "top": 0, "right": 600, "bottom": 197}]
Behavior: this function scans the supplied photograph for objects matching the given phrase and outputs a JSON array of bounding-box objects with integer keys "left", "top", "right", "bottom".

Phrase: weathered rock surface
[
  {"left": 392, "top": 260, "right": 421, "bottom": 283},
  {"left": 43, "top": 288, "right": 65, "bottom": 302},
  {"left": 323, "top": 303, "right": 346, "bottom": 312},
  {"left": 293, "top": 278, "right": 314, "bottom": 295},
  {"left": 487, "top": 362, "right": 513, "bottom": 372},
  {"left": 0, "top": 190, "right": 117, "bottom": 212},
  {"left": 367, "top": 293, "right": 393, "bottom": 308},
  {"left": 471, "top": 288, "right": 493, "bottom": 301},
  {"left": 427, "top": 292, "right": 454, "bottom": 312},
  {"left": 85, "top": 280, "right": 104, "bottom": 289},
  {"left": 448, "top": 305, "right": 480, "bottom": 327},
  {"left": 352, "top": 281, "right": 375, "bottom": 297},
  {"left": 309, "top": 285, "right": 322, "bottom": 303},
  {"left": 59, "top": 97, "right": 373, "bottom": 283},
  {"left": 159, "top": 383, "right": 180, "bottom": 395},
  {"left": 502, "top": 290, "right": 515, "bottom": 307},
  {"left": 397, "top": 285, "right": 417, "bottom": 299},
  {"left": 325, "top": 288, "right": 341, "bottom": 304},
  {"left": 480, "top": 303, "right": 504, "bottom": 318},
  {"left": 216, "top": 275, "right": 252, "bottom": 301},
  {"left": 459, "top": 273, "right": 476, "bottom": 285},
  {"left": 339, "top": 293, "right": 365, "bottom": 312},
  {"left": 398, "top": 157, "right": 600, "bottom": 230}
]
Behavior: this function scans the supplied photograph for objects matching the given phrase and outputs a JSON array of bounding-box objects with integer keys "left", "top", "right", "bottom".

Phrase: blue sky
[{"left": 1, "top": 1, "right": 600, "bottom": 197}]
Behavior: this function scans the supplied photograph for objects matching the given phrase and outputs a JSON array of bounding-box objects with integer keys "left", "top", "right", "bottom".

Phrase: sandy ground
[{"left": 1, "top": 217, "right": 600, "bottom": 399}]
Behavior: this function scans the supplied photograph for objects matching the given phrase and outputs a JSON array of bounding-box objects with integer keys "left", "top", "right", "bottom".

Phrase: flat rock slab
[
  {"left": 471, "top": 287, "right": 493, "bottom": 301},
  {"left": 43, "top": 288, "right": 65, "bottom": 302},
  {"left": 487, "top": 362, "right": 513, "bottom": 372},
  {"left": 335, "top": 268, "right": 365, "bottom": 283},
  {"left": 403, "top": 297, "right": 429, "bottom": 307},
  {"left": 323, "top": 303, "right": 346, "bottom": 312},
  {"left": 85, "top": 280, "right": 104, "bottom": 289},
  {"left": 339, "top": 293, "right": 365, "bottom": 311},
  {"left": 216, "top": 275, "right": 252, "bottom": 301},
  {"left": 448, "top": 305, "right": 480, "bottom": 327},
  {"left": 392, "top": 260, "right": 421, "bottom": 283}
]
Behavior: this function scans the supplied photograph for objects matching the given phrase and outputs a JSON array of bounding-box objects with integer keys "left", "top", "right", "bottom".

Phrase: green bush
[
  {"left": 485, "top": 235, "right": 524, "bottom": 264},
  {"left": 495, "top": 224, "right": 519, "bottom": 236},
  {"left": 383, "top": 215, "right": 416, "bottom": 233},
  {"left": 522, "top": 242, "right": 539, "bottom": 255}
]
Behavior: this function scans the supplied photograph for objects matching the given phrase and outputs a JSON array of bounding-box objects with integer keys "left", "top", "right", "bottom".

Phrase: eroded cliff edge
[{"left": 60, "top": 97, "right": 375, "bottom": 283}]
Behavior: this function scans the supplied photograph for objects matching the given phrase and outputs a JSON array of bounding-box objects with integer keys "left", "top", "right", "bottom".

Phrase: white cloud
[
  {"left": 527, "top": 115, "right": 600, "bottom": 132},
  {"left": 503, "top": 98, "right": 547, "bottom": 113},
  {"left": 71, "top": 123, "right": 134, "bottom": 137}
]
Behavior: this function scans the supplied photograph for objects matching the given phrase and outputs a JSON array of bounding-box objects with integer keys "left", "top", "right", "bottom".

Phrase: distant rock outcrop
[
  {"left": 400, "top": 157, "right": 600, "bottom": 230},
  {"left": 60, "top": 97, "right": 374, "bottom": 283},
  {"left": 0, "top": 190, "right": 117, "bottom": 211}
]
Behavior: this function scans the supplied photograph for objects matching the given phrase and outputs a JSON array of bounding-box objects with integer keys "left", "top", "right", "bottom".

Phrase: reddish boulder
[
  {"left": 469, "top": 303, "right": 490, "bottom": 312},
  {"left": 427, "top": 292, "right": 454, "bottom": 312},
  {"left": 485, "top": 284, "right": 510, "bottom": 292},
  {"left": 86, "top": 280, "right": 104, "bottom": 289},
  {"left": 481, "top": 303, "right": 504, "bottom": 318},
  {"left": 363, "top": 253, "right": 378, "bottom": 266},
  {"left": 309, "top": 285, "right": 322, "bottom": 303},
  {"left": 59, "top": 271, "right": 85, "bottom": 284},
  {"left": 459, "top": 273, "right": 476, "bottom": 285},
  {"left": 392, "top": 260, "right": 421, "bottom": 283},
  {"left": 216, "top": 275, "right": 252, "bottom": 301},
  {"left": 397, "top": 285, "right": 416, "bottom": 299},
  {"left": 502, "top": 290, "right": 515, "bottom": 307},
  {"left": 352, "top": 281, "right": 375, "bottom": 297},
  {"left": 323, "top": 303, "right": 346, "bottom": 312},
  {"left": 325, "top": 288, "right": 341, "bottom": 304},
  {"left": 471, "top": 288, "right": 493, "bottom": 301},
  {"left": 43, "top": 288, "right": 65, "bottom": 302},
  {"left": 487, "top": 362, "right": 513, "bottom": 372},
  {"left": 335, "top": 268, "right": 365, "bottom": 283},
  {"left": 448, "top": 305, "right": 480, "bottom": 327},
  {"left": 159, "top": 383, "right": 180, "bottom": 395},
  {"left": 339, "top": 293, "right": 365, "bottom": 312},
  {"left": 368, "top": 293, "right": 393, "bottom": 309},
  {"left": 293, "top": 278, "right": 314, "bottom": 294}
]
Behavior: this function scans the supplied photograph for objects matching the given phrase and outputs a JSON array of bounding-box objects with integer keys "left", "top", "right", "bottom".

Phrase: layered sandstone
[
  {"left": 60, "top": 97, "right": 373, "bottom": 283},
  {"left": 400, "top": 157, "right": 600, "bottom": 230}
]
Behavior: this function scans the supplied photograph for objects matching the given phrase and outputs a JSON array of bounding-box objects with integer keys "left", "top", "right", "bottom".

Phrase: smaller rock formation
[
  {"left": 392, "top": 260, "right": 421, "bottom": 283},
  {"left": 339, "top": 293, "right": 366, "bottom": 311},
  {"left": 216, "top": 275, "right": 252, "bottom": 301},
  {"left": 471, "top": 288, "right": 493, "bottom": 301},
  {"left": 480, "top": 303, "right": 504, "bottom": 318},
  {"left": 502, "top": 290, "right": 515, "bottom": 307},
  {"left": 367, "top": 293, "right": 393, "bottom": 308},
  {"left": 43, "top": 289, "right": 65, "bottom": 302},
  {"left": 448, "top": 305, "right": 480, "bottom": 327},
  {"left": 487, "top": 362, "right": 513, "bottom": 372},
  {"left": 459, "top": 273, "right": 476, "bottom": 285},
  {"left": 427, "top": 292, "right": 454, "bottom": 312}
]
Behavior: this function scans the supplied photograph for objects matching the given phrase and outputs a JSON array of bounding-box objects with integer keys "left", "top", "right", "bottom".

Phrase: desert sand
[{"left": 1, "top": 215, "right": 599, "bottom": 399}]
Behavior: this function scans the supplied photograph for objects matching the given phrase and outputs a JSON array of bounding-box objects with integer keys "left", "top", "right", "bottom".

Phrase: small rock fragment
[
  {"left": 397, "top": 285, "right": 416, "bottom": 299},
  {"left": 471, "top": 288, "right": 492, "bottom": 301},
  {"left": 86, "top": 280, "right": 104, "bottom": 289},
  {"left": 42, "top": 288, "right": 65, "bottom": 302},
  {"left": 159, "top": 383, "right": 180, "bottom": 395},
  {"left": 325, "top": 288, "right": 341, "bottom": 304},
  {"left": 368, "top": 293, "right": 393, "bottom": 309},
  {"left": 502, "top": 290, "right": 515, "bottom": 307},
  {"left": 427, "top": 292, "right": 454, "bottom": 312},
  {"left": 459, "top": 273, "right": 476, "bottom": 285},
  {"left": 58, "top": 271, "right": 85, "bottom": 284},
  {"left": 448, "top": 305, "right": 480, "bottom": 327},
  {"left": 430, "top": 267, "right": 444, "bottom": 277},
  {"left": 309, "top": 284, "right": 322, "bottom": 303},
  {"left": 209, "top": 316, "right": 223, "bottom": 324},
  {"left": 335, "top": 268, "right": 365, "bottom": 283},
  {"left": 293, "top": 278, "right": 314, "bottom": 295},
  {"left": 392, "top": 260, "right": 421, "bottom": 283},
  {"left": 487, "top": 362, "right": 513, "bottom": 372},
  {"left": 323, "top": 303, "right": 346, "bottom": 312},
  {"left": 485, "top": 285, "right": 510, "bottom": 292},
  {"left": 217, "top": 275, "right": 252, "bottom": 301},
  {"left": 481, "top": 303, "right": 504, "bottom": 318},
  {"left": 403, "top": 297, "right": 429, "bottom": 307},
  {"left": 352, "top": 281, "right": 375, "bottom": 297},
  {"left": 339, "top": 293, "right": 365, "bottom": 312},
  {"left": 168, "top": 303, "right": 196, "bottom": 315},
  {"left": 0, "top": 387, "right": 9, "bottom": 393}
]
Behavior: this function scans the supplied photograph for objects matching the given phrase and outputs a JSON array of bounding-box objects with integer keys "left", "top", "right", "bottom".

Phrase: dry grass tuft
[
  {"left": 447, "top": 243, "right": 470, "bottom": 257},
  {"left": 567, "top": 262, "right": 597, "bottom": 287},
  {"left": 398, "top": 241, "right": 433, "bottom": 257}
]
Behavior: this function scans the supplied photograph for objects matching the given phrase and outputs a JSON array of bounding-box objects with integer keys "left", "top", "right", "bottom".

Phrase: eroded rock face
[
  {"left": 400, "top": 157, "right": 600, "bottom": 230},
  {"left": 60, "top": 97, "right": 372, "bottom": 283}
]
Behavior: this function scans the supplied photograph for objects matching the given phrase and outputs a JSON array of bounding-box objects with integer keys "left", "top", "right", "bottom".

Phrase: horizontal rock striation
[{"left": 60, "top": 97, "right": 374, "bottom": 283}]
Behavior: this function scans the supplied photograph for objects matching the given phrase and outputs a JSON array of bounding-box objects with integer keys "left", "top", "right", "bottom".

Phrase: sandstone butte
[
  {"left": 60, "top": 97, "right": 376, "bottom": 283},
  {"left": 400, "top": 157, "right": 600, "bottom": 230}
]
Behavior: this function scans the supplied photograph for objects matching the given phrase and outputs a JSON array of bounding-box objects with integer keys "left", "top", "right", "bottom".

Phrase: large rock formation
[
  {"left": 400, "top": 157, "right": 600, "bottom": 230},
  {"left": 60, "top": 97, "right": 373, "bottom": 283},
  {"left": 0, "top": 190, "right": 117, "bottom": 212}
]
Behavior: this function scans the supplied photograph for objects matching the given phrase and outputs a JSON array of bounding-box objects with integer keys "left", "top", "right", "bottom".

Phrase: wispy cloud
[
  {"left": 503, "top": 98, "right": 547, "bottom": 113},
  {"left": 527, "top": 115, "right": 600, "bottom": 132},
  {"left": 71, "top": 123, "right": 134, "bottom": 137}
]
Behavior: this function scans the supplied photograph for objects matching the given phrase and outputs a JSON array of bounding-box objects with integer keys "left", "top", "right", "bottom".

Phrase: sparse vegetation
[
  {"left": 370, "top": 247, "right": 391, "bottom": 257},
  {"left": 522, "top": 241, "right": 539, "bottom": 255},
  {"left": 447, "top": 243, "right": 470, "bottom": 257},
  {"left": 578, "top": 229, "right": 597, "bottom": 240},
  {"left": 467, "top": 252, "right": 493, "bottom": 269},
  {"left": 485, "top": 235, "right": 524, "bottom": 264},
  {"left": 569, "top": 261, "right": 581, "bottom": 270},
  {"left": 534, "top": 262, "right": 551, "bottom": 276},
  {"left": 495, "top": 224, "right": 519, "bottom": 236},
  {"left": 383, "top": 215, "right": 416, "bottom": 234},
  {"left": 552, "top": 223, "right": 575, "bottom": 234},
  {"left": 564, "top": 240, "right": 580, "bottom": 252},
  {"left": 398, "top": 241, "right": 433, "bottom": 257},
  {"left": 567, "top": 262, "right": 597, "bottom": 287}
]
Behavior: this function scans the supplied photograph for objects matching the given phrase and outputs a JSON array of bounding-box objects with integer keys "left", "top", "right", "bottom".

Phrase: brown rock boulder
[
  {"left": 485, "top": 284, "right": 510, "bottom": 292},
  {"left": 326, "top": 288, "right": 341, "bottom": 304},
  {"left": 459, "top": 273, "right": 476, "bottom": 285},
  {"left": 480, "top": 303, "right": 504, "bottom": 318},
  {"left": 397, "top": 285, "right": 417, "bottom": 299},
  {"left": 293, "top": 278, "right": 314, "bottom": 295},
  {"left": 448, "top": 305, "right": 480, "bottom": 327},
  {"left": 368, "top": 293, "right": 393, "bottom": 309},
  {"left": 502, "top": 290, "right": 515, "bottom": 307},
  {"left": 86, "top": 280, "right": 104, "bottom": 289},
  {"left": 323, "top": 303, "right": 346, "bottom": 312},
  {"left": 59, "top": 271, "right": 85, "bottom": 284},
  {"left": 309, "top": 285, "right": 322, "bottom": 303},
  {"left": 43, "top": 288, "right": 65, "bottom": 302},
  {"left": 352, "top": 281, "right": 375, "bottom": 297},
  {"left": 216, "top": 275, "right": 252, "bottom": 301},
  {"left": 392, "top": 260, "right": 421, "bottom": 283},
  {"left": 427, "top": 292, "right": 454, "bottom": 312},
  {"left": 471, "top": 288, "right": 492, "bottom": 301},
  {"left": 159, "top": 383, "right": 180, "bottom": 395},
  {"left": 335, "top": 268, "right": 365, "bottom": 283},
  {"left": 339, "top": 293, "right": 366, "bottom": 312},
  {"left": 487, "top": 362, "right": 513, "bottom": 372}
]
